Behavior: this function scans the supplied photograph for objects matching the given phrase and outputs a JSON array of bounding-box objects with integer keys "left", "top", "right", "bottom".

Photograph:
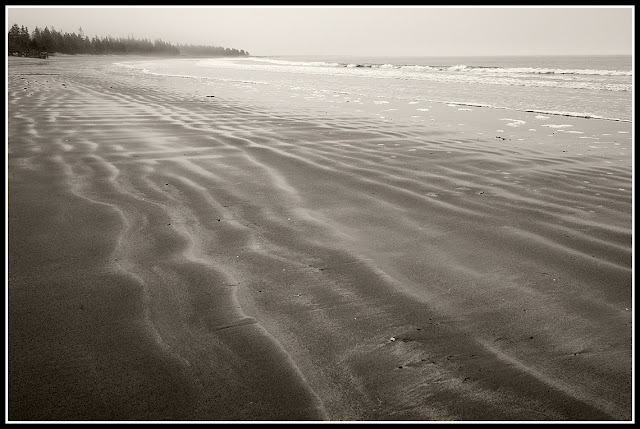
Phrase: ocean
[{"left": 114, "top": 54, "right": 632, "bottom": 124}]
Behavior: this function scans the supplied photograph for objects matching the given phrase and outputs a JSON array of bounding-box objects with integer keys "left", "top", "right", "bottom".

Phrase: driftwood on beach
[{"left": 9, "top": 50, "right": 48, "bottom": 59}]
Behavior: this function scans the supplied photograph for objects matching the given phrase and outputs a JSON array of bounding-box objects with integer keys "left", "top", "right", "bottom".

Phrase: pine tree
[
  {"left": 41, "top": 27, "right": 53, "bottom": 52},
  {"left": 8, "top": 24, "right": 21, "bottom": 53}
]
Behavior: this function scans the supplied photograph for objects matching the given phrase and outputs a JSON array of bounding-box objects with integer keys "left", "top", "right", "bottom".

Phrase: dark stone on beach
[{"left": 205, "top": 95, "right": 215, "bottom": 97}]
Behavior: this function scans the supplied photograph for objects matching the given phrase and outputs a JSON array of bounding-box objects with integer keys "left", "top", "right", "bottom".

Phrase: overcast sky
[{"left": 6, "top": 6, "right": 634, "bottom": 57}]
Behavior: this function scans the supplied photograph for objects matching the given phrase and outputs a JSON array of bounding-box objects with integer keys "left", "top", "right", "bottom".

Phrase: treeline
[
  {"left": 8, "top": 24, "right": 250, "bottom": 57},
  {"left": 177, "top": 44, "right": 248, "bottom": 57}
]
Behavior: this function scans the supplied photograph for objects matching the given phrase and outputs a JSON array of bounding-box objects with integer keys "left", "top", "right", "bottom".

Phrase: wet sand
[{"left": 7, "top": 56, "right": 633, "bottom": 421}]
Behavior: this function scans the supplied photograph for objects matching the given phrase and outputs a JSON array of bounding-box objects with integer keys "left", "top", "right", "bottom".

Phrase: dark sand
[{"left": 7, "top": 56, "right": 633, "bottom": 421}]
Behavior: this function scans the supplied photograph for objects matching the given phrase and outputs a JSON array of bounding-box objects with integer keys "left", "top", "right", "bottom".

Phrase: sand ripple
[{"left": 8, "top": 57, "right": 632, "bottom": 421}]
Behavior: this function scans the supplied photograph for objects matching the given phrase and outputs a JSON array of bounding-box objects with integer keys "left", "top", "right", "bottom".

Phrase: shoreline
[{"left": 7, "top": 56, "right": 632, "bottom": 421}]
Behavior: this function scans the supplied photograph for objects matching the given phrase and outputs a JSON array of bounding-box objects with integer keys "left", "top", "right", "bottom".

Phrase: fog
[{"left": 6, "top": 6, "right": 633, "bottom": 56}]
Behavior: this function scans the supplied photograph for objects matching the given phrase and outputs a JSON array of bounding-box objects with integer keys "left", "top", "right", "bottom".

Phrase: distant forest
[{"left": 8, "top": 24, "right": 250, "bottom": 58}]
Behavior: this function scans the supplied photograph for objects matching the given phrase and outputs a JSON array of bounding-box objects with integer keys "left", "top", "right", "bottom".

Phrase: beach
[{"left": 7, "top": 55, "right": 633, "bottom": 421}]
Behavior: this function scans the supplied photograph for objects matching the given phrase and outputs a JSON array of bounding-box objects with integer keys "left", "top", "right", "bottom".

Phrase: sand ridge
[{"left": 7, "top": 57, "right": 632, "bottom": 421}]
